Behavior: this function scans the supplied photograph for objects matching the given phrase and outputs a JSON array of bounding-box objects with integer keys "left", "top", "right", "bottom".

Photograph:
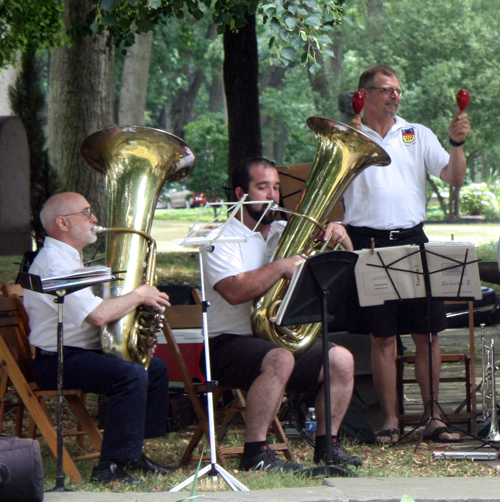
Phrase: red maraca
[
  {"left": 352, "top": 91, "right": 365, "bottom": 120},
  {"left": 456, "top": 89, "right": 470, "bottom": 113}
]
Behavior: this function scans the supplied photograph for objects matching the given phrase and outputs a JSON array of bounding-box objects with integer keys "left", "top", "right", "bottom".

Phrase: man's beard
[
  {"left": 384, "top": 100, "right": 399, "bottom": 118},
  {"left": 246, "top": 203, "right": 276, "bottom": 225}
]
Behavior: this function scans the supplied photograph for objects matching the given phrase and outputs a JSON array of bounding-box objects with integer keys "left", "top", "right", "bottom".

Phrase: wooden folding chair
[
  {"left": 1, "top": 283, "right": 24, "bottom": 298},
  {"left": 396, "top": 300, "right": 477, "bottom": 435},
  {"left": 163, "top": 298, "right": 294, "bottom": 467},
  {"left": 0, "top": 296, "right": 102, "bottom": 482}
]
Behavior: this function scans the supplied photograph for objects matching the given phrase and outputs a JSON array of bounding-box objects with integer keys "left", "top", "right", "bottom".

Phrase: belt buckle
[{"left": 389, "top": 230, "right": 399, "bottom": 240}]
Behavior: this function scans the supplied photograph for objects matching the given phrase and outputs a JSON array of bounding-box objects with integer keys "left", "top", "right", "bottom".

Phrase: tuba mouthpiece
[{"left": 93, "top": 225, "right": 107, "bottom": 234}]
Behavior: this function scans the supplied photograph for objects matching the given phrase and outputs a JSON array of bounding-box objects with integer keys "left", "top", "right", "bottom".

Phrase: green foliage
[
  {"left": 339, "top": 0, "right": 500, "bottom": 181},
  {"left": 89, "top": 0, "right": 345, "bottom": 66},
  {"left": 400, "top": 497, "right": 415, "bottom": 502},
  {"left": 0, "top": 0, "right": 66, "bottom": 68},
  {"left": 183, "top": 112, "right": 229, "bottom": 200},
  {"left": 460, "top": 182, "right": 500, "bottom": 219},
  {"left": 260, "top": 0, "right": 344, "bottom": 71}
]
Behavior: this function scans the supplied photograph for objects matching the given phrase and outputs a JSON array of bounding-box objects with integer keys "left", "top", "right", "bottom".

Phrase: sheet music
[
  {"left": 354, "top": 242, "right": 482, "bottom": 306},
  {"left": 273, "top": 258, "right": 307, "bottom": 325},
  {"left": 354, "top": 245, "right": 425, "bottom": 306},
  {"left": 39, "top": 266, "right": 114, "bottom": 292}
]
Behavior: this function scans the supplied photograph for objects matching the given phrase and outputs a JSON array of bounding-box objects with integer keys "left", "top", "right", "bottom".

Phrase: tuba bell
[
  {"left": 250, "top": 117, "right": 391, "bottom": 352},
  {"left": 81, "top": 126, "right": 196, "bottom": 368}
]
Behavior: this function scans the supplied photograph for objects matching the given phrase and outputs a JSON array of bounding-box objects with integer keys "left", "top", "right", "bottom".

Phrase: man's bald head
[{"left": 41, "top": 192, "right": 89, "bottom": 235}]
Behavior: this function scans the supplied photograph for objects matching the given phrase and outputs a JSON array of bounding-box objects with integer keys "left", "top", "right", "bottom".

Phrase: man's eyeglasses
[
  {"left": 369, "top": 87, "right": 404, "bottom": 96},
  {"left": 61, "top": 208, "right": 93, "bottom": 219}
]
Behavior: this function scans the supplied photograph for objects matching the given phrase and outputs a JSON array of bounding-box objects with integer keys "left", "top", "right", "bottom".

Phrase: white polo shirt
[
  {"left": 24, "top": 237, "right": 103, "bottom": 352},
  {"left": 202, "top": 218, "right": 286, "bottom": 337},
  {"left": 343, "top": 116, "right": 449, "bottom": 229}
]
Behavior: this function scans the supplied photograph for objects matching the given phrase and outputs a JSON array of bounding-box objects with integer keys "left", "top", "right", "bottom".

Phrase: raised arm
[{"left": 440, "top": 112, "right": 470, "bottom": 187}]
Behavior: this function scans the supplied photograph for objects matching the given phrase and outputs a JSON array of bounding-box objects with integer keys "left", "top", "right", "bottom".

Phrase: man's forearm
[
  {"left": 86, "top": 290, "right": 143, "bottom": 327},
  {"left": 440, "top": 147, "right": 467, "bottom": 187},
  {"left": 215, "top": 258, "right": 298, "bottom": 305}
]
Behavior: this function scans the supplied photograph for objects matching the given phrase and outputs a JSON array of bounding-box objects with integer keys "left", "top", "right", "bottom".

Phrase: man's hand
[
  {"left": 320, "top": 223, "right": 353, "bottom": 251},
  {"left": 349, "top": 116, "right": 363, "bottom": 132},
  {"left": 135, "top": 284, "right": 170, "bottom": 311},
  {"left": 449, "top": 112, "right": 470, "bottom": 144},
  {"left": 279, "top": 255, "right": 305, "bottom": 279}
]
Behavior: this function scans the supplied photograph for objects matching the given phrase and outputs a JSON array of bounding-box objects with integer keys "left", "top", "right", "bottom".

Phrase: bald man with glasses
[
  {"left": 24, "top": 192, "right": 174, "bottom": 484},
  {"left": 343, "top": 65, "right": 470, "bottom": 445}
]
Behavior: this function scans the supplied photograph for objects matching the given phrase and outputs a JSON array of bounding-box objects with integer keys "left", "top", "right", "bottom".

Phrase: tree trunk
[
  {"left": 48, "top": 0, "right": 114, "bottom": 223},
  {"left": 306, "top": 43, "right": 337, "bottom": 118},
  {"left": 208, "top": 73, "right": 225, "bottom": 114},
  {"left": 118, "top": 31, "right": 154, "bottom": 126},
  {"left": 223, "top": 15, "right": 261, "bottom": 190},
  {"left": 169, "top": 69, "right": 204, "bottom": 138},
  {"left": 0, "top": 64, "right": 20, "bottom": 115}
]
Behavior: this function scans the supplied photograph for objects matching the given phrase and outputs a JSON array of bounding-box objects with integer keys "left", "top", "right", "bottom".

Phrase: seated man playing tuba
[
  {"left": 200, "top": 158, "right": 362, "bottom": 472},
  {"left": 24, "top": 192, "right": 173, "bottom": 484}
]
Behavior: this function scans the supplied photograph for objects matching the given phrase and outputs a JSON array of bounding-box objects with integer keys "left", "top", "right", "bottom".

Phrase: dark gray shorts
[
  {"left": 345, "top": 225, "right": 448, "bottom": 337},
  {"left": 200, "top": 334, "right": 332, "bottom": 396}
]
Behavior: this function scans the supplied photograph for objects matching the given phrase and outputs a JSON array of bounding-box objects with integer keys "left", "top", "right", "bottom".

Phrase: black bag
[
  {"left": 339, "top": 400, "right": 375, "bottom": 444},
  {"left": 446, "top": 287, "right": 500, "bottom": 328},
  {"left": 0, "top": 435, "right": 44, "bottom": 502},
  {"left": 167, "top": 390, "right": 197, "bottom": 432}
]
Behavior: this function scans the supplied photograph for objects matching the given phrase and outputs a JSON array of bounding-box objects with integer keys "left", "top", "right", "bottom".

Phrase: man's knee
[
  {"left": 371, "top": 334, "right": 397, "bottom": 353},
  {"left": 261, "top": 347, "right": 294, "bottom": 380},
  {"left": 328, "top": 346, "right": 354, "bottom": 380}
]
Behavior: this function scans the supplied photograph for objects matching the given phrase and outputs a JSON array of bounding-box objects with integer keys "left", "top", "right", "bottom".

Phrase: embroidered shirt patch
[{"left": 402, "top": 127, "right": 416, "bottom": 144}]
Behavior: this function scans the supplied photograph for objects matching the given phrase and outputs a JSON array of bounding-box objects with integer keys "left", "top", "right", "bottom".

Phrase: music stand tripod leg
[
  {"left": 47, "top": 290, "right": 72, "bottom": 492},
  {"left": 170, "top": 249, "right": 249, "bottom": 493}
]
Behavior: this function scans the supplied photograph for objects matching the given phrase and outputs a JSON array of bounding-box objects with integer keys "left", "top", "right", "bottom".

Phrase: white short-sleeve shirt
[
  {"left": 24, "top": 237, "right": 103, "bottom": 352},
  {"left": 343, "top": 116, "right": 449, "bottom": 229},
  {"left": 202, "top": 218, "right": 286, "bottom": 337}
]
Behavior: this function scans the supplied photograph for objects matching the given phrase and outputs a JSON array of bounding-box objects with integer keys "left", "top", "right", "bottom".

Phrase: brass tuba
[
  {"left": 81, "top": 126, "right": 196, "bottom": 368},
  {"left": 251, "top": 117, "right": 391, "bottom": 352}
]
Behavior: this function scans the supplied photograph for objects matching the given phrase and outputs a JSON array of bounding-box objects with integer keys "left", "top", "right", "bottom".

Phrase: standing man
[
  {"left": 201, "top": 157, "right": 362, "bottom": 472},
  {"left": 344, "top": 65, "right": 470, "bottom": 444},
  {"left": 24, "top": 192, "right": 173, "bottom": 484}
]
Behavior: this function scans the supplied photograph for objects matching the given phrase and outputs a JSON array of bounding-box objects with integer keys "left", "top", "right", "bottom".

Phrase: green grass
[
  {"left": 1, "top": 395, "right": 497, "bottom": 494},
  {"left": 155, "top": 207, "right": 226, "bottom": 222}
]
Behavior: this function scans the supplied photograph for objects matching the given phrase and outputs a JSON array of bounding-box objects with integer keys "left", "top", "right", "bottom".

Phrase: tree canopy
[
  {"left": 88, "top": 0, "right": 344, "bottom": 71},
  {"left": 0, "top": 0, "right": 66, "bottom": 67}
]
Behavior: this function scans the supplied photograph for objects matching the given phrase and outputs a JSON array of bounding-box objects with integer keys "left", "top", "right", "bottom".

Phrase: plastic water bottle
[{"left": 304, "top": 407, "right": 317, "bottom": 439}]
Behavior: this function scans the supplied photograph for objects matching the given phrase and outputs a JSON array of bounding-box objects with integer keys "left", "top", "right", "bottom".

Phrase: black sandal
[{"left": 375, "top": 428, "right": 399, "bottom": 444}]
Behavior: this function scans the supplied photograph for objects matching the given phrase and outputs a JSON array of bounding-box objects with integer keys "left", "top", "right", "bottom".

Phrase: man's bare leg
[
  {"left": 412, "top": 333, "right": 461, "bottom": 441},
  {"left": 315, "top": 345, "right": 354, "bottom": 435},
  {"left": 244, "top": 347, "right": 295, "bottom": 442},
  {"left": 370, "top": 334, "right": 400, "bottom": 444},
  {"left": 312, "top": 345, "right": 362, "bottom": 466}
]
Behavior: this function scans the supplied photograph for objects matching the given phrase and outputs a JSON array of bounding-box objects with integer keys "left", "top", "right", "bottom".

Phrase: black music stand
[
  {"left": 362, "top": 244, "right": 481, "bottom": 449},
  {"left": 279, "top": 250, "right": 358, "bottom": 477},
  {"left": 19, "top": 271, "right": 117, "bottom": 491}
]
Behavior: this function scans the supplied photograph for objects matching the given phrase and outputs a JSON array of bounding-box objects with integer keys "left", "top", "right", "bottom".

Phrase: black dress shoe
[
  {"left": 90, "top": 461, "right": 140, "bottom": 485},
  {"left": 121, "top": 454, "right": 175, "bottom": 475}
]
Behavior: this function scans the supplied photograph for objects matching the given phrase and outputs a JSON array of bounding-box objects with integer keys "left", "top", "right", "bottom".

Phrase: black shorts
[
  {"left": 345, "top": 224, "right": 448, "bottom": 337},
  {"left": 199, "top": 334, "right": 332, "bottom": 396}
]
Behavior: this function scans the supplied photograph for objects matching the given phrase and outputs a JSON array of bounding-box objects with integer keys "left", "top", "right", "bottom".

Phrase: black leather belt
[{"left": 346, "top": 222, "right": 424, "bottom": 241}]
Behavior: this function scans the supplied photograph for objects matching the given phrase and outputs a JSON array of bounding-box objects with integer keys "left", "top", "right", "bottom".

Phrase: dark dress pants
[{"left": 32, "top": 347, "right": 169, "bottom": 462}]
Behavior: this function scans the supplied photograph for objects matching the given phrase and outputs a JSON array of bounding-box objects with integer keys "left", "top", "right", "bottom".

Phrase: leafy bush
[{"left": 460, "top": 182, "right": 500, "bottom": 219}]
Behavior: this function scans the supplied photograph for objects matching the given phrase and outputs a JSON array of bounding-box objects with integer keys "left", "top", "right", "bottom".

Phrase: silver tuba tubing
[{"left": 480, "top": 323, "right": 500, "bottom": 442}]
